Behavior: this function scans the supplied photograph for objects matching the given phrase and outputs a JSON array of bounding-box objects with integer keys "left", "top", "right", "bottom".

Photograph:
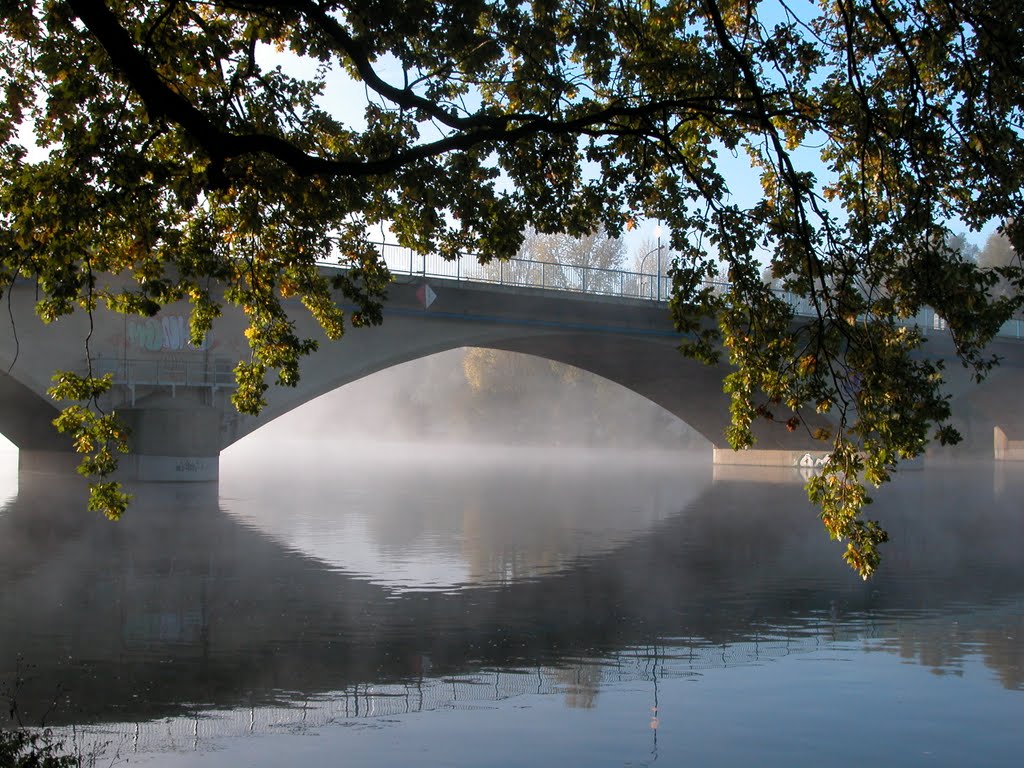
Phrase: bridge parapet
[
  {"left": 371, "top": 240, "right": 1024, "bottom": 341},
  {"left": 377, "top": 241, "right": 675, "bottom": 301}
]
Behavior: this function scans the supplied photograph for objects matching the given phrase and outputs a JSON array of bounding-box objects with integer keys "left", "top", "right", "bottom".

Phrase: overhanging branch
[{"left": 68, "top": 0, "right": 814, "bottom": 180}]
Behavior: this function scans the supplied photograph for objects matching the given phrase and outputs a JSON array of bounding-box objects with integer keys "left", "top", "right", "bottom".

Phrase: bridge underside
[
  {"left": 483, "top": 333, "right": 833, "bottom": 454},
  {"left": 0, "top": 372, "right": 68, "bottom": 452},
  {"left": 947, "top": 365, "right": 1024, "bottom": 461}
]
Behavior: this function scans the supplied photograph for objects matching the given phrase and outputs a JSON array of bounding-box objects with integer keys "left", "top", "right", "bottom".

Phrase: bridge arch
[
  {"left": 1, "top": 274, "right": 833, "bottom": 473},
  {"left": 231, "top": 317, "right": 818, "bottom": 453},
  {"left": 231, "top": 344, "right": 707, "bottom": 451}
]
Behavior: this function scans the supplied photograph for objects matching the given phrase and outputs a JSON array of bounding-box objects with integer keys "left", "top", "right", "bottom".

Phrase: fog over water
[
  {"left": 216, "top": 348, "right": 709, "bottom": 591},
  {"left": 237, "top": 347, "right": 708, "bottom": 451},
  {"left": 222, "top": 441, "right": 709, "bottom": 591},
  {"left": 1, "top": 351, "right": 1021, "bottom": 767}
]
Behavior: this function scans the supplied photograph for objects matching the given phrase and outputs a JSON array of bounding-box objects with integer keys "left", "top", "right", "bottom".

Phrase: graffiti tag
[
  {"left": 175, "top": 459, "right": 207, "bottom": 474},
  {"left": 127, "top": 315, "right": 209, "bottom": 352},
  {"left": 797, "top": 453, "right": 830, "bottom": 469},
  {"left": 797, "top": 452, "right": 830, "bottom": 480}
]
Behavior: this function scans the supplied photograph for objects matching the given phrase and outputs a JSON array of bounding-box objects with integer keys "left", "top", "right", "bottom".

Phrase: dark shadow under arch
[{"left": 0, "top": 371, "right": 69, "bottom": 451}]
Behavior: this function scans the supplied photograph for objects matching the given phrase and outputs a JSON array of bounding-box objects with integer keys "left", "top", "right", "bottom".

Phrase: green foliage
[
  {"left": 47, "top": 373, "right": 131, "bottom": 520},
  {"left": 0, "top": 728, "right": 80, "bottom": 768},
  {"left": 4, "top": 0, "right": 1024, "bottom": 575}
]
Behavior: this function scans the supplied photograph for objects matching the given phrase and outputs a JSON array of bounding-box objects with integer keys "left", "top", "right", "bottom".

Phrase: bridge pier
[
  {"left": 117, "top": 395, "right": 222, "bottom": 481},
  {"left": 711, "top": 447, "right": 830, "bottom": 469},
  {"left": 17, "top": 450, "right": 81, "bottom": 476},
  {"left": 11, "top": 403, "right": 222, "bottom": 482},
  {"left": 710, "top": 446, "right": 834, "bottom": 483},
  {"left": 994, "top": 426, "right": 1024, "bottom": 461}
]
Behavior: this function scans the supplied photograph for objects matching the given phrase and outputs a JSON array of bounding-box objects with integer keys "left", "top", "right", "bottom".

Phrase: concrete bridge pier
[
  {"left": 994, "top": 426, "right": 1024, "bottom": 461},
  {"left": 117, "top": 394, "right": 222, "bottom": 482},
  {"left": 711, "top": 446, "right": 831, "bottom": 469},
  {"left": 17, "top": 450, "right": 81, "bottom": 476},
  {"left": 3, "top": 384, "right": 223, "bottom": 482}
]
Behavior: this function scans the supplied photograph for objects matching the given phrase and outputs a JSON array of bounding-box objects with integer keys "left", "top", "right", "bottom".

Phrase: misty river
[{"left": 0, "top": 441, "right": 1021, "bottom": 767}]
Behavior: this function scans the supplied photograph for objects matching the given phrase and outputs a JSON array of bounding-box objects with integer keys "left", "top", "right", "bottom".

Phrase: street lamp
[{"left": 638, "top": 225, "right": 664, "bottom": 300}]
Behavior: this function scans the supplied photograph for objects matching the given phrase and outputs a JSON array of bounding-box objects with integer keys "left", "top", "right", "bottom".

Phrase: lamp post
[{"left": 638, "top": 225, "right": 664, "bottom": 300}]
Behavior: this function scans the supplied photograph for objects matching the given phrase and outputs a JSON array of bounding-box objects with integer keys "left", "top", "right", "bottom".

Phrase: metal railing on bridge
[
  {"left": 376, "top": 241, "right": 674, "bottom": 301},
  {"left": 92, "top": 357, "right": 236, "bottom": 404},
  {"left": 371, "top": 241, "right": 1024, "bottom": 341}
]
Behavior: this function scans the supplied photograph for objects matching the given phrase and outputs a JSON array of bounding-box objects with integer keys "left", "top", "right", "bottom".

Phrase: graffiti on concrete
[
  {"left": 797, "top": 453, "right": 830, "bottom": 469},
  {"left": 175, "top": 458, "right": 208, "bottom": 474},
  {"left": 797, "top": 452, "right": 830, "bottom": 480},
  {"left": 127, "top": 315, "right": 210, "bottom": 352}
]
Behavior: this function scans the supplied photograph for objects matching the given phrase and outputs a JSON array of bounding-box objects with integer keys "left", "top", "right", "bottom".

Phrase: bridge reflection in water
[{"left": 0, "top": 449, "right": 1021, "bottom": 764}]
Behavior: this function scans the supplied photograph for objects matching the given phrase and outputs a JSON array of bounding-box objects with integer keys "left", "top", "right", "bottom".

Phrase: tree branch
[{"left": 68, "top": 0, "right": 813, "bottom": 181}]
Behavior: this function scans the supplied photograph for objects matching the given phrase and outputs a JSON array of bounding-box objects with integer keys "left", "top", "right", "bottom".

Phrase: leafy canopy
[{"left": 2, "top": 0, "right": 1023, "bottom": 576}]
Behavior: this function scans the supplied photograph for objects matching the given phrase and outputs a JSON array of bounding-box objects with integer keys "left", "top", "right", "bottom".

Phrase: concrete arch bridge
[{"left": 2, "top": 249, "right": 1023, "bottom": 480}]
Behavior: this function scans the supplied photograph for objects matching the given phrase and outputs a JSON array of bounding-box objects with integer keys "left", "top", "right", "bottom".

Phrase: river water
[{"left": 0, "top": 443, "right": 1021, "bottom": 766}]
